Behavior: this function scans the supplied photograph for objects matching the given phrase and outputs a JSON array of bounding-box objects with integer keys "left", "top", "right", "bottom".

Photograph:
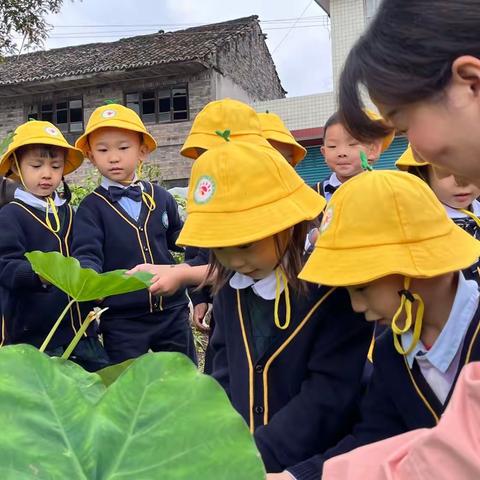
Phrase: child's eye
[
  {"left": 326, "top": 145, "right": 336, "bottom": 149},
  {"left": 97, "top": 148, "right": 108, "bottom": 153},
  {"left": 349, "top": 143, "right": 359, "bottom": 147},
  {"left": 355, "top": 286, "right": 367, "bottom": 292},
  {"left": 238, "top": 243, "right": 253, "bottom": 250},
  {"left": 120, "top": 146, "right": 130, "bottom": 150}
]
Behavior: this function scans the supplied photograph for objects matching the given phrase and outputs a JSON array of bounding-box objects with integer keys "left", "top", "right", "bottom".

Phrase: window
[
  {"left": 364, "top": 0, "right": 382, "bottom": 21},
  {"left": 26, "top": 98, "right": 84, "bottom": 133},
  {"left": 125, "top": 86, "right": 189, "bottom": 123}
]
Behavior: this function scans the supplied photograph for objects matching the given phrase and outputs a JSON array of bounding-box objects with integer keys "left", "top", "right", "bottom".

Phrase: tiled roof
[{"left": 0, "top": 16, "right": 259, "bottom": 86}]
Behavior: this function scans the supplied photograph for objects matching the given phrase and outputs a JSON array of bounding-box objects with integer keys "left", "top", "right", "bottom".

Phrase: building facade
[{"left": 0, "top": 17, "right": 285, "bottom": 186}]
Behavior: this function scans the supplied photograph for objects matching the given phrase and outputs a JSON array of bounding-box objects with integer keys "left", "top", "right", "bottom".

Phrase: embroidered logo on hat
[
  {"left": 162, "top": 211, "right": 169, "bottom": 229},
  {"left": 321, "top": 206, "right": 334, "bottom": 233},
  {"left": 102, "top": 109, "right": 117, "bottom": 119},
  {"left": 194, "top": 176, "right": 215, "bottom": 204},
  {"left": 45, "top": 127, "right": 59, "bottom": 136}
]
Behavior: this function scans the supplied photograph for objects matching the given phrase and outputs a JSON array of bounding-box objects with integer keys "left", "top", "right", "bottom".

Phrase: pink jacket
[{"left": 324, "top": 362, "right": 480, "bottom": 480}]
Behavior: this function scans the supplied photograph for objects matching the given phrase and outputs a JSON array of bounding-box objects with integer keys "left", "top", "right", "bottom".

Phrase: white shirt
[
  {"left": 14, "top": 188, "right": 66, "bottom": 212},
  {"left": 229, "top": 270, "right": 285, "bottom": 300},
  {"left": 402, "top": 273, "right": 479, "bottom": 404}
]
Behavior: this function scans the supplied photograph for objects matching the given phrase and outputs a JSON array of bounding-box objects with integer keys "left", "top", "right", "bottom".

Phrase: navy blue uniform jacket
[
  {"left": 0, "top": 200, "right": 86, "bottom": 348},
  {"left": 211, "top": 284, "right": 373, "bottom": 472},
  {"left": 288, "top": 311, "right": 480, "bottom": 480},
  {"left": 72, "top": 181, "right": 188, "bottom": 319}
]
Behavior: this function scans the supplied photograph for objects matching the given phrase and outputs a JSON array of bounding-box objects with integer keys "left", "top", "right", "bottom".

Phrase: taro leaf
[
  {"left": 96, "top": 358, "right": 134, "bottom": 387},
  {"left": 0, "top": 345, "right": 265, "bottom": 480},
  {"left": 25, "top": 251, "right": 153, "bottom": 301}
]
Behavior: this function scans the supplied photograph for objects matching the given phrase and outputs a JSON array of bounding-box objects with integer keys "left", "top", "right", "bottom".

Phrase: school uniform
[
  {"left": 314, "top": 173, "right": 342, "bottom": 202},
  {"left": 288, "top": 273, "right": 480, "bottom": 480},
  {"left": 0, "top": 190, "right": 108, "bottom": 371},
  {"left": 184, "top": 246, "right": 215, "bottom": 373},
  {"left": 72, "top": 177, "right": 196, "bottom": 364},
  {"left": 210, "top": 274, "right": 373, "bottom": 473},
  {"left": 444, "top": 201, "right": 480, "bottom": 281}
]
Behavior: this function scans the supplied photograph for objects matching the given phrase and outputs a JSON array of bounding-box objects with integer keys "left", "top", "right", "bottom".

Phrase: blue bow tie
[
  {"left": 324, "top": 183, "right": 338, "bottom": 195},
  {"left": 107, "top": 185, "right": 142, "bottom": 203}
]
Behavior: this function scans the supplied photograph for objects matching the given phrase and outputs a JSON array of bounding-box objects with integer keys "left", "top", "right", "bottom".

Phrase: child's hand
[
  {"left": 192, "top": 302, "right": 211, "bottom": 333},
  {"left": 127, "top": 263, "right": 186, "bottom": 296}
]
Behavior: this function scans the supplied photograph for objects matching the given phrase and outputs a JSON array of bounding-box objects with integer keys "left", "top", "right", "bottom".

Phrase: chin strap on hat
[
  {"left": 274, "top": 267, "right": 291, "bottom": 330},
  {"left": 391, "top": 277, "right": 424, "bottom": 356},
  {"left": 460, "top": 208, "right": 480, "bottom": 228}
]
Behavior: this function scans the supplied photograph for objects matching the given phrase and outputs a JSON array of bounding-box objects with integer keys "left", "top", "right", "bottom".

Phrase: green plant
[
  {"left": 0, "top": 344, "right": 265, "bottom": 479},
  {"left": 25, "top": 251, "right": 153, "bottom": 352},
  {"left": 69, "top": 171, "right": 101, "bottom": 207}
]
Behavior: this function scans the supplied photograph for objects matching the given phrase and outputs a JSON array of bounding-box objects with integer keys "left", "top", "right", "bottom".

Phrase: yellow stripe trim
[
  {"left": 236, "top": 289, "right": 255, "bottom": 433},
  {"left": 465, "top": 312, "right": 480, "bottom": 363},
  {"left": 142, "top": 183, "right": 155, "bottom": 311},
  {"left": 403, "top": 355, "right": 440, "bottom": 424},
  {"left": 262, "top": 287, "right": 336, "bottom": 425},
  {"left": 0, "top": 315, "right": 5, "bottom": 347}
]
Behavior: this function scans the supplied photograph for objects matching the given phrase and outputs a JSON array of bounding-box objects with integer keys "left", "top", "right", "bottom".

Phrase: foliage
[
  {"left": 0, "top": 344, "right": 265, "bottom": 479},
  {"left": 68, "top": 170, "right": 100, "bottom": 207},
  {"left": 0, "top": 0, "right": 75, "bottom": 56}
]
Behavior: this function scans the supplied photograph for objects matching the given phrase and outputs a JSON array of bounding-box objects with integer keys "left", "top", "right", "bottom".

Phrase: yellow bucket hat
[
  {"left": 258, "top": 112, "right": 306, "bottom": 167},
  {"left": 365, "top": 109, "right": 395, "bottom": 153},
  {"left": 75, "top": 104, "right": 157, "bottom": 155},
  {"left": 299, "top": 170, "right": 480, "bottom": 286},
  {"left": 0, "top": 120, "right": 84, "bottom": 177},
  {"left": 177, "top": 138, "right": 326, "bottom": 248},
  {"left": 180, "top": 98, "right": 272, "bottom": 159},
  {"left": 396, "top": 144, "right": 429, "bottom": 170}
]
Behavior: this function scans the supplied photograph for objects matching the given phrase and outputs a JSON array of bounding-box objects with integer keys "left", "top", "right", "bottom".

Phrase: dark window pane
[
  {"left": 70, "top": 107, "right": 83, "bottom": 123},
  {"left": 69, "top": 99, "right": 82, "bottom": 109},
  {"left": 41, "top": 104, "right": 53, "bottom": 112},
  {"left": 142, "top": 98, "right": 155, "bottom": 115},
  {"left": 142, "top": 91, "right": 155, "bottom": 100},
  {"left": 57, "top": 109, "right": 68, "bottom": 124},
  {"left": 159, "top": 97, "right": 171, "bottom": 113},
  {"left": 173, "top": 111, "right": 188, "bottom": 121},
  {"left": 41, "top": 112, "right": 53, "bottom": 122},
  {"left": 173, "top": 96, "right": 187, "bottom": 111},
  {"left": 56, "top": 101, "right": 68, "bottom": 110}
]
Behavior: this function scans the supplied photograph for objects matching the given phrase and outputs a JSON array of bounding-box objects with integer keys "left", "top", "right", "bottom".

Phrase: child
[
  {"left": 397, "top": 146, "right": 480, "bottom": 280},
  {"left": 279, "top": 170, "right": 480, "bottom": 480},
  {"left": 72, "top": 104, "right": 196, "bottom": 364},
  {"left": 316, "top": 111, "right": 392, "bottom": 201},
  {"left": 176, "top": 136, "right": 373, "bottom": 473},
  {"left": 0, "top": 120, "right": 109, "bottom": 371},
  {"left": 337, "top": 0, "right": 480, "bottom": 185},
  {"left": 257, "top": 112, "right": 306, "bottom": 166}
]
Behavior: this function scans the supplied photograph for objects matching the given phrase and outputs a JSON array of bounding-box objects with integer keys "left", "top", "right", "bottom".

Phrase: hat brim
[
  {"left": 0, "top": 137, "right": 84, "bottom": 177},
  {"left": 177, "top": 182, "right": 326, "bottom": 248},
  {"left": 75, "top": 121, "right": 157, "bottom": 155},
  {"left": 181, "top": 133, "right": 272, "bottom": 159},
  {"left": 263, "top": 129, "right": 307, "bottom": 167},
  {"left": 299, "top": 223, "right": 480, "bottom": 286}
]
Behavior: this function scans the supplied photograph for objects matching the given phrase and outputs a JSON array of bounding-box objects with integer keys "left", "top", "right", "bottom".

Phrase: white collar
[
  {"left": 326, "top": 172, "right": 343, "bottom": 188},
  {"left": 229, "top": 270, "right": 286, "bottom": 300},
  {"left": 101, "top": 174, "right": 141, "bottom": 190},
  {"left": 403, "top": 272, "right": 479, "bottom": 371},
  {"left": 14, "top": 189, "right": 65, "bottom": 212},
  {"left": 443, "top": 199, "right": 480, "bottom": 219}
]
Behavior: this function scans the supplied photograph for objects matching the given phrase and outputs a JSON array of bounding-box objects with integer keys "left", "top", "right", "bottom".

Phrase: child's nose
[{"left": 348, "top": 293, "right": 367, "bottom": 313}]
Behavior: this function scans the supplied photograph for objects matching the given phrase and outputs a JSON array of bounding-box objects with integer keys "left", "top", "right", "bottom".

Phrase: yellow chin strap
[
  {"left": 391, "top": 277, "right": 424, "bottom": 356},
  {"left": 274, "top": 267, "right": 291, "bottom": 330},
  {"left": 134, "top": 160, "right": 156, "bottom": 212},
  {"left": 460, "top": 208, "right": 480, "bottom": 227},
  {"left": 13, "top": 152, "right": 60, "bottom": 233}
]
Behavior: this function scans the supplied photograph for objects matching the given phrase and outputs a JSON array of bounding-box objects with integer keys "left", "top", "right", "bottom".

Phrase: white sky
[{"left": 38, "top": 0, "right": 332, "bottom": 97}]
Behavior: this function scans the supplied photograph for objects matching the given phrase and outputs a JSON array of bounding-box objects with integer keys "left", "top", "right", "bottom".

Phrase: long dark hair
[
  {"left": 338, "top": 0, "right": 480, "bottom": 142},
  {"left": 206, "top": 221, "right": 310, "bottom": 296}
]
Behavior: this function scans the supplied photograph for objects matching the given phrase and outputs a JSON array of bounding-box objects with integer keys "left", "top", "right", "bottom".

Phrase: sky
[{"left": 36, "top": 0, "right": 333, "bottom": 97}]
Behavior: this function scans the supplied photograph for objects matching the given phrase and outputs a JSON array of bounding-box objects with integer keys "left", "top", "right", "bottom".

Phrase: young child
[
  {"left": 315, "top": 111, "right": 393, "bottom": 201},
  {"left": 278, "top": 170, "right": 480, "bottom": 480},
  {"left": 257, "top": 112, "right": 306, "bottom": 166},
  {"left": 337, "top": 0, "right": 480, "bottom": 185},
  {"left": 176, "top": 136, "right": 373, "bottom": 473},
  {"left": 72, "top": 104, "right": 196, "bottom": 364},
  {"left": 397, "top": 146, "right": 480, "bottom": 280},
  {"left": 0, "top": 120, "right": 109, "bottom": 371}
]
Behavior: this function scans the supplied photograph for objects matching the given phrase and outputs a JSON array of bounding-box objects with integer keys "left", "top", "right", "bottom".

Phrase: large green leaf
[
  {"left": 0, "top": 345, "right": 265, "bottom": 479},
  {"left": 25, "top": 251, "right": 153, "bottom": 301}
]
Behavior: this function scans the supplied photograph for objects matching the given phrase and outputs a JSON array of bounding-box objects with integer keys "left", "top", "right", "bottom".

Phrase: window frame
[
  {"left": 124, "top": 85, "right": 189, "bottom": 124},
  {"left": 25, "top": 97, "right": 84, "bottom": 134}
]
